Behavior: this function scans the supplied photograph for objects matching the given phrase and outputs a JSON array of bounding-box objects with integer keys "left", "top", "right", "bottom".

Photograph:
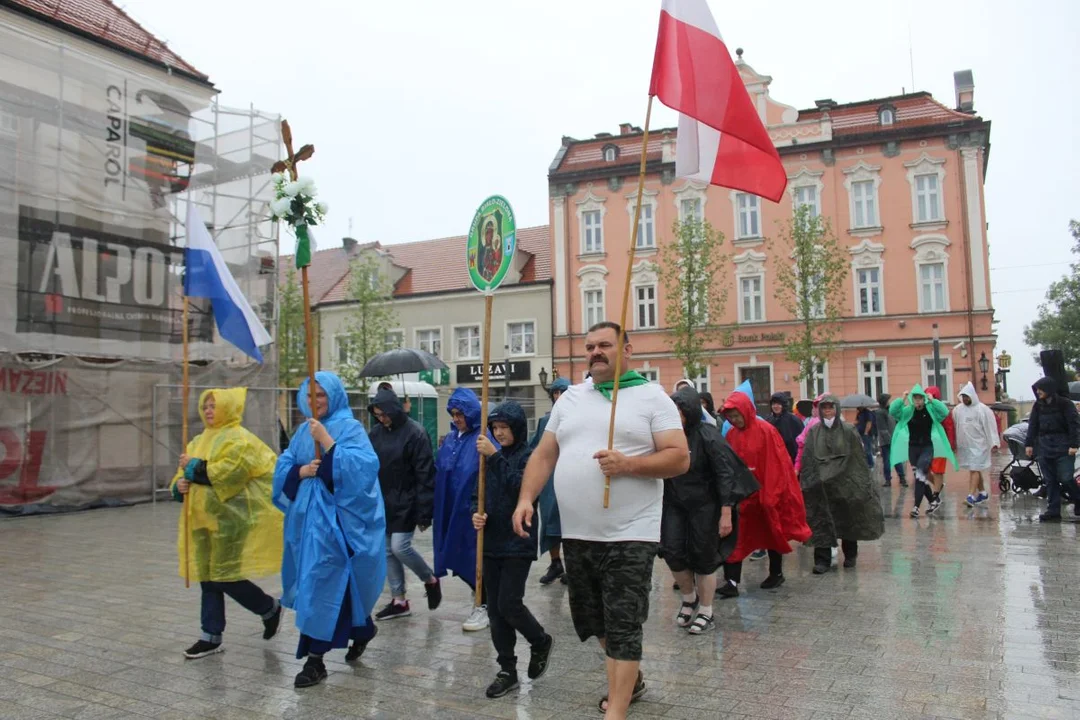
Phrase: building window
[
  {"left": 923, "top": 356, "right": 951, "bottom": 399},
  {"left": 634, "top": 203, "right": 655, "bottom": 249},
  {"left": 603, "top": 145, "right": 617, "bottom": 162},
  {"left": 794, "top": 186, "right": 818, "bottom": 217},
  {"left": 879, "top": 107, "right": 895, "bottom": 126},
  {"left": 915, "top": 174, "right": 942, "bottom": 223},
  {"left": 739, "top": 275, "right": 764, "bottom": 323},
  {"left": 851, "top": 180, "right": 877, "bottom": 228},
  {"left": 736, "top": 193, "right": 760, "bottom": 239},
  {"left": 0, "top": 111, "right": 16, "bottom": 134},
  {"left": 507, "top": 321, "right": 535, "bottom": 356},
  {"left": 583, "top": 210, "right": 603, "bottom": 253},
  {"left": 856, "top": 267, "right": 882, "bottom": 315},
  {"left": 454, "top": 325, "right": 480, "bottom": 360},
  {"left": 802, "top": 361, "right": 827, "bottom": 398},
  {"left": 688, "top": 369, "right": 710, "bottom": 394},
  {"left": 680, "top": 198, "right": 702, "bottom": 222},
  {"left": 861, "top": 359, "right": 886, "bottom": 398},
  {"left": 635, "top": 285, "right": 657, "bottom": 329},
  {"left": 584, "top": 289, "right": 605, "bottom": 329},
  {"left": 416, "top": 328, "right": 442, "bottom": 357},
  {"left": 335, "top": 335, "right": 351, "bottom": 365},
  {"left": 384, "top": 330, "right": 404, "bottom": 350},
  {"left": 638, "top": 368, "right": 659, "bottom": 384},
  {"left": 919, "top": 262, "right": 947, "bottom": 312}
]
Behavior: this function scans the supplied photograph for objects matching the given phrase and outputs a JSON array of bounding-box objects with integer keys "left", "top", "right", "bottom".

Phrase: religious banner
[{"left": 466, "top": 195, "right": 517, "bottom": 293}]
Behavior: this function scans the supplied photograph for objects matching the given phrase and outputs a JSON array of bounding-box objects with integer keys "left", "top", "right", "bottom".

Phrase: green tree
[
  {"left": 336, "top": 253, "right": 397, "bottom": 392},
  {"left": 658, "top": 218, "right": 729, "bottom": 380},
  {"left": 277, "top": 267, "right": 307, "bottom": 389},
  {"left": 771, "top": 204, "right": 848, "bottom": 394},
  {"left": 1024, "top": 220, "right": 1080, "bottom": 374}
]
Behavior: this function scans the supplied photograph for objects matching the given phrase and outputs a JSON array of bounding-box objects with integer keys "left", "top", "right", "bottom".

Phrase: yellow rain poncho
[{"left": 170, "top": 388, "right": 283, "bottom": 583}]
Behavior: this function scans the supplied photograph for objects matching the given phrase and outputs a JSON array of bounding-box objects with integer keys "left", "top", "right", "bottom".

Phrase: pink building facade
[{"left": 548, "top": 58, "right": 994, "bottom": 412}]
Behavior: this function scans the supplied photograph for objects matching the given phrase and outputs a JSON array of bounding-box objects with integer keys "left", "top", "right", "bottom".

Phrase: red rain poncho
[{"left": 721, "top": 391, "right": 811, "bottom": 562}]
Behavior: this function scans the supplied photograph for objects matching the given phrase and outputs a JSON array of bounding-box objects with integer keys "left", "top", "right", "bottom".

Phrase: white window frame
[
  {"left": 842, "top": 160, "right": 882, "bottom": 233},
  {"left": 673, "top": 180, "right": 708, "bottom": 223},
  {"left": 583, "top": 288, "right": 605, "bottom": 330},
  {"left": 738, "top": 275, "right": 765, "bottom": 324},
  {"left": 575, "top": 189, "right": 607, "bottom": 255},
  {"left": 384, "top": 328, "right": 405, "bottom": 350},
  {"left": 855, "top": 266, "right": 883, "bottom": 317},
  {"left": 879, "top": 107, "right": 895, "bottom": 126},
  {"left": 922, "top": 354, "right": 953, "bottom": 400},
  {"left": 625, "top": 188, "right": 658, "bottom": 250},
  {"left": 858, "top": 355, "right": 889, "bottom": 399},
  {"left": 506, "top": 320, "right": 537, "bottom": 357},
  {"left": 904, "top": 153, "right": 947, "bottom": 226},
  {"left": 578, "top": 264, "right": 608, "bottom": 333},
  {"left": 334, "top": 334, "right": 351, "bottom": 366},
  {"left": 452, "top": 323, "right": 481, "bottom": 361},
  {"left": 734, "top": 362, "right": 775, "bottom": 407},
  {"left": 788, "top": 167, "right": 824, "bottom": 218},
  {"left": 637, "top": 368, "right": 660, "bottom": 384},
  {"left": 849, "top": 239, "right": 886, "bottom": 316},
  {"left": 414, "top": 326, "right": 443, "bottom": 357},
  {"left": 733, "top": 250, "right": 767, "bottom": 324},
  {"left": 801, "top": 360, "right": 829, "bottom": 398},
  {"left": 603, "top": 146, "right": 617, "bottom": 162},
  {"left": 919, "top": 261, "right": 948, "bottom": 313},
  {"left": 912, "top": 235, "right": 951, "bottom": 313},
  {"left": 687, "top": 366, "right": 711, "bottom": 395},
  {"left": 731, "top": 191, "right": 761, "bottom": 241},
  {"left": 633, "top": 283, "right": 658, "bottom": 330}
]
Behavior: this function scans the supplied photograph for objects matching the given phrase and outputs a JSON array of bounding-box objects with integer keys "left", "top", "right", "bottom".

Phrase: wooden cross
[{"left": 271, "top": 120, "right": 315, "bottom": 181}]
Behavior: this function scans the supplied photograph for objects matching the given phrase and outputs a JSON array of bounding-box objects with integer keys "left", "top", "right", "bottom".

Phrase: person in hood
[
  {"left": 663, "top": 386, "right": 759, "bottom": 628},
  {"left": 367, "top": 388, "right": 441, "bottom": 621},
  {"left": 1025, "top": 376, "right": 1080, "bottom": 521},
  {"left": 925, "top": 385, "right": 957, "bottom": 504},
  {"left": 794, "top": 394, "right": 827, "bottom": 474},
  {"left": 273, "top": 373, "right": 386, "bottom": 688},
  {"left": 720, "top": 391, "right": 811, "bottom": 592},
  {"left": 434, "top": 387, "right": 494, "bottom": 631},
  {"left": 674, "top": 378, "right": 718, "bottom": 426},
  {"left": 472, "top": 401, "right": 554, "bottom": 698},
  {"left": 765, "top": 392, "right": 803, "bottom": 464},
  {"left": 873, "top": 394, "right": 907, "bottom": 487},
  {"left": 171, "top": 388, "right": 283, "bottom": 662},
  {"left": 889, "top": 384, "right": 955, "bottom": 518},
  {"left": 953, "top": 382, "right": 1000, "bottom": 507},
  {"left": 799, "top": 395, "right": 885, "bottom": 573},
  {"left": 699, "top": 391, "right": 718, "bottom": 420},
  {"left": 532, "top": 377, "right": 571, "bottom": 585}
]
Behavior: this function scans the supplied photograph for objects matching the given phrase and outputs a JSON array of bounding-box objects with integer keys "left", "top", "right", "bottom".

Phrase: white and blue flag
[{"left": 183, "top": 204, "right": 272, "bottom": 362}]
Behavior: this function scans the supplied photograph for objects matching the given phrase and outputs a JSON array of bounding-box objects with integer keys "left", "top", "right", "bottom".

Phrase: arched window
[
  {"left": 879, "top": 107, "right": 895, "bottom": 126},
  {"left": 603, "top": 145, "right": 618, "bottom": 162}
]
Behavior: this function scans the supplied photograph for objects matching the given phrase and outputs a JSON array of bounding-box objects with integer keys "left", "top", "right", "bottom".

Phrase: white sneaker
[{"left": 462, "top": 605, "right": 489, "bottom": 632}]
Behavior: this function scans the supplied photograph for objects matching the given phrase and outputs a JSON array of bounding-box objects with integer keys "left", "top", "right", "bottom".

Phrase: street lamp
[
  {"left": 996, "top": 350, "right": 1012, "bottom": 397},
  {"left": 538, "top": 367, "right": 549, "bottom": 391},
  {"left": 978, "top": 352, "right": 990, "bottom": 391}
]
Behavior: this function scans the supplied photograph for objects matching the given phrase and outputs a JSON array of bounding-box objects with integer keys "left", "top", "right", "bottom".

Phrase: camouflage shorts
[{"left": 562, "top": 539, "right": 658, "bottom": 661}]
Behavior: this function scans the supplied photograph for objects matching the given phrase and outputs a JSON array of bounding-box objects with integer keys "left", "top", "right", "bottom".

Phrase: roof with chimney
[
  {"left": 3, "top": 0, "right": 211, "bottom": 84},
  {"left": 280, "top": 225, "right": 552, "bottom": 306},
  {"left": 797, "top": 92, "right": 975, "bottom": 136}
]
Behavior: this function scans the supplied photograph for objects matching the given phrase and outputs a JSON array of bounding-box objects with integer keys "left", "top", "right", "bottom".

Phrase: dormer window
[
  {"left": 602, "top": 144, "right": 619, "bottom": 162},
  {"left": 879, "top": 106, "right": 896, "bottom": 126}
]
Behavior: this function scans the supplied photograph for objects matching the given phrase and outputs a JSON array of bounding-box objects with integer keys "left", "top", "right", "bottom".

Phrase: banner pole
[
  {"left": 474, "top": 292, "right": 494, "bottom": 607},
  {"left": 181, "top": 297, "right": 191, "bottom": 588},
  {"left": 604, "top": 95, "right": 654, "bottom": 509}
]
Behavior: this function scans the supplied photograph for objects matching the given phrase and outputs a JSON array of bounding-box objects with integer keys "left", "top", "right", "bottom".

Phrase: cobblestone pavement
[{"left": 3, "top": 466, "right": 1080, "bottom": 719}]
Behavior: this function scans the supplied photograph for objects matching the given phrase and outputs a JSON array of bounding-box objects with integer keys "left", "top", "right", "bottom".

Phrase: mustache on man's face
[{"left": 589, "top": 355, "right": 609, "bottom": 366}]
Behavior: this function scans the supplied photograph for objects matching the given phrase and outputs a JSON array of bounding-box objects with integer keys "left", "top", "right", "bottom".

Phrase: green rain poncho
[{"left": 887, "top": 383, "right": 957, "bottom": 470}]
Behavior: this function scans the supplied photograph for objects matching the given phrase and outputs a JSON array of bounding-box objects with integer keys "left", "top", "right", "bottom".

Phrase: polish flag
[{"left": 649, "top": 0, "right": 787, "bottom": 202}]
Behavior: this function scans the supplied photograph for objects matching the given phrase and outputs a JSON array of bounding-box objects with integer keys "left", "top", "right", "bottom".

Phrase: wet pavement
[{"left": 2, "top": 465, "right": 1080, "bottom": 719}]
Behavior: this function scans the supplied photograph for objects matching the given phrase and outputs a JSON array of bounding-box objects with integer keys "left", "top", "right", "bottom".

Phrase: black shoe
[
  {"left": 843, "top": 555, "right": 857, "bottom": 569},
  {"left": 1039, "top": 512, "right": 1062, "bottom": 522},
  {"left": 294, "top": 657, "right": 327, "bottom": 688},
  {"left": 528, "top": 634, "right": 554, "bottom": 680},
  {"left": 559, "top": 574, "right": 567, "bottom": 585},
  {"left": 899, "top": 479, "right": 909, "bottom": 487},
  {"left": 716, "top": 580, "right": 739, "bottom": 599},
  {"left": 760, "top": 574, "right": 785, "bottom": 590},
  {"left": 882, "top": 481, "right": 891, "bottom": 487},
  {"left": 539, "top": 561, "right": 564, "bottom": 585},
  {"left": 425, "top": 578, "right": 442, "bottom": 611},
  {"left": 375, "top": 600, "right": 411, "bottom": 620},
  {"left": 183, "top": 639, "right": 222, "bottom": 659},
  {"left": 262, "top": 604, "right": 282, "bottom": 640},
  {"left": 485, "top": 670, "right": 519, "bottom": 698},
  {"left": 345, "top": 625, "right": 377, "bottom": 662},
  {"left": 813, "top": 562, "right": 830, "bottom": 574}
]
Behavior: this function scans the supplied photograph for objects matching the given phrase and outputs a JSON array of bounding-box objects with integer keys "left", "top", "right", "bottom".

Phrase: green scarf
[{"left": 593, "top": 371, "right": 650, "bottom": 401}]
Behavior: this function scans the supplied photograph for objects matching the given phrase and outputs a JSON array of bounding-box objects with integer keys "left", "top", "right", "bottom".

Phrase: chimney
[
  {"left": 954, "top": 70, "right": 975, "bottom": 113},
  {"left": 342, "top": 236, "right": 357, "bottom": 252},
  {"left": 661, "top": 131, "right": 676, "bottom": 163},
  {"left": 815, "top": 98, "right": 837, "bottom": 111},
  {"left": 619, "top": 123, "right": 634, "bottom": 135}
]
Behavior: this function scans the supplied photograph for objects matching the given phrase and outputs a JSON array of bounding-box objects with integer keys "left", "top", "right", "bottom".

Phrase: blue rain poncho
[{"left": 273, "top": 372, "right": 386, "bottom": 642}]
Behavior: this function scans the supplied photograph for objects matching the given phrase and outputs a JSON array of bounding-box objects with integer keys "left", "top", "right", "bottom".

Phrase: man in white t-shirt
[{"left": 513, "top": 322, "right": 688, "bottom": 719}]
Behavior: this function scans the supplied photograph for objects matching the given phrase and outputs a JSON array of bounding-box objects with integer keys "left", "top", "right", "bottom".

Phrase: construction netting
[{"left": 0, "top": 17, "right": 281, "bottom": 513}]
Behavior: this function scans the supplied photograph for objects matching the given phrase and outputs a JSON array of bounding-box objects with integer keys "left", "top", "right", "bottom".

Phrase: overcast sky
[{"left": 123, "top": 0, "right": 1078, "bottom": 400}]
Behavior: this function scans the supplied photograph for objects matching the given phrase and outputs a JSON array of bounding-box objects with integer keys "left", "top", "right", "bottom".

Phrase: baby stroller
[{"left": 999, "top": 420, "right": 1044, "bottom": 495}]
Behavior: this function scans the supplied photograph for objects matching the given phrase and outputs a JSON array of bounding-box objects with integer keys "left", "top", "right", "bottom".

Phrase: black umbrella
[
  {"left": 357, "top": 348, "right": 448, "bottom": 378},
  {"left": 840, "top": 393, "right": 877, "bottom": 409},
  {"left": 989, "top": 402, "right": 1015, "bottom": 412}
]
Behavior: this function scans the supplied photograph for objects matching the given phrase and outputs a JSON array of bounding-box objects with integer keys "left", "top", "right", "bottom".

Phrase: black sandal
[
  {"left": 598, "top": 671, "right": 646, "bottom": 713},
  {"left": 675, "top": 596, "right": 698, "bottom": 628},
  {"left": 687, "top": 612, "right": 715, "bottom": 635}
]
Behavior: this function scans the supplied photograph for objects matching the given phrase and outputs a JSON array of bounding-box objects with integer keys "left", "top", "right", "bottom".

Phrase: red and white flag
[{"left": 649, "top": 0, "right": 786, "bottom": 202}]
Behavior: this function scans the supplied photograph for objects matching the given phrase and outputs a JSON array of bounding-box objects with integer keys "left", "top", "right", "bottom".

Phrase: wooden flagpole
[
  {"left": 474, "top": 292, "right": 494, "bottom": 607},
  {"left": 603, "top": 96, "right": 654, "bottom": 509},
  {"left": 181, "top": 297, "right": 191, "bottom": 588}
]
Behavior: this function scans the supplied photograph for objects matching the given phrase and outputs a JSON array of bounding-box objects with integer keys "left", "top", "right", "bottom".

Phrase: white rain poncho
[{"left": 952, "top": 382, "right": 1000, "bottom": 471}]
